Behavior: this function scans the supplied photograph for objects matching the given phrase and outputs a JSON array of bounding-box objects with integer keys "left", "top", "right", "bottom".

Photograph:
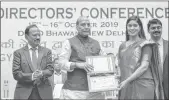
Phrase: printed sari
[{"left": 118, "top": 39, "right": 164, "bottom": 99}]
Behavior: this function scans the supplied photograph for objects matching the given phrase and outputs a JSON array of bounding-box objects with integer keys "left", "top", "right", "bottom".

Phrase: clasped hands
[{"left": 32, "top": 70, "right": 43, "bottom": 81}]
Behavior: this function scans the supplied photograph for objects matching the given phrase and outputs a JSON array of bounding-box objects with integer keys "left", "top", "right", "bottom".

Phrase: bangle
[{"left": 74, "top": 62, "right": 77, "bottom": 68}]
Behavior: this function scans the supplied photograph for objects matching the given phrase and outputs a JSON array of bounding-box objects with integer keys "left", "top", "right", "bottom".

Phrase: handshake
[{"left": 32, "top": 70, "right": 43, "bottom": 85}]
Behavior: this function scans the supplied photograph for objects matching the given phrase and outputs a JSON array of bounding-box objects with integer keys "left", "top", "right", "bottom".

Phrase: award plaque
[{"left": 86, "top": 55, "right": 119, "bottom": 92}]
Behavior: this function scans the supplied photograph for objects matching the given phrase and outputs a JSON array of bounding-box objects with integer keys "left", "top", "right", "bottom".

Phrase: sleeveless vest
[{"left": 63, "top": 35, "right": 101, "bottom": 91}]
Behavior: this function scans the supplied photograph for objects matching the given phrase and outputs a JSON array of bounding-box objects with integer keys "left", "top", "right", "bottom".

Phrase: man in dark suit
[
  {"left": 148, "top": 19, "right": 168, "bottom": 99},
  {"left": 163, "top": 54, "right": 168, "bottom": 99},
  {"left": 12, "top": 24, "right": 54, "bottom": 99}
]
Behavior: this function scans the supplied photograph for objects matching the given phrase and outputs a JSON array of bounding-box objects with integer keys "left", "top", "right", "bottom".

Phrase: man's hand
[{"left": 76, "top": 62, "right": 94, "bottom": 73}]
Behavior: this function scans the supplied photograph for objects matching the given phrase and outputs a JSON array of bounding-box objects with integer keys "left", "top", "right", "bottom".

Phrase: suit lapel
[
  {"left": 23, "top": 45, "right": 35, "bottom": 72},
  {"left": 163, "top": 39, "right": 168, "bottom": 64},
  {"left": 37, "top": 46, "right": 44, "bottom": 70}
]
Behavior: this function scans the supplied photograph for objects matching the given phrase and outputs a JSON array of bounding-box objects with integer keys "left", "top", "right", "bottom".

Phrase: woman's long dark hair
[{"left": 125, "top": 16, "right": 146, "bottom": 41}]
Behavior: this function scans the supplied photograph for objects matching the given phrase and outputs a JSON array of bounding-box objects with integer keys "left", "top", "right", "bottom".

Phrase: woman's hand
[{"left": 119, "top": 80, "right": 130, "bottom": 90}]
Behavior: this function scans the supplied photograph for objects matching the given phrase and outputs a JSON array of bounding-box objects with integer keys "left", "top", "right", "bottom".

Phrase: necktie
[
  {"left": 31, "top": 47, "right": 38, "bottom": 70},
  {"left": 157, "top": 43, "right": 163, "bottom": 81}
]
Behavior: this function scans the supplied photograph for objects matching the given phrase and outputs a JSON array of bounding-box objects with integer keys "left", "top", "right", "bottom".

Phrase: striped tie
[{"left": 157, "top": 43, "right": 163, "bottom": 81}]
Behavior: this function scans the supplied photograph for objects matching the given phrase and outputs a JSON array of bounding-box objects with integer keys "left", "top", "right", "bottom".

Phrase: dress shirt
[
  {"left": 28, "top": 44, "right": 38, "bottom": 61},
  {"left": 157, "top": 38, "right": 164, "bottom": 66},
  {"left": 54, "top": 71, "right": 62, "bottom": 84}
]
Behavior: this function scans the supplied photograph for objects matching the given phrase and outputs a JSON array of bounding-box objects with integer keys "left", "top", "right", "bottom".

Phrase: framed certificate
[
  {"left": 86, "top": 55, "right": 116, "bottom": 72},
  {"left": 86, "top": 56, "right": 119, "bottom": 92},
  {"left": 87, "top": 72, "right": 119, "bottom": 92}
]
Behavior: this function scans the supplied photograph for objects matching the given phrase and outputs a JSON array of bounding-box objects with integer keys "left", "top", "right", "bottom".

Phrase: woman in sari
[{"left": 118, "top": 16, "right": 164, "bottom": 99}]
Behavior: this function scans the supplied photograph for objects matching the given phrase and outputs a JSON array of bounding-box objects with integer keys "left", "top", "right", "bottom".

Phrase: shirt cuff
[
  {"left": 32, "top": 73, "right": 34, "bottom": 81},
  {"left": 41, "top": 71, "right": 43, "bottom": 76}
]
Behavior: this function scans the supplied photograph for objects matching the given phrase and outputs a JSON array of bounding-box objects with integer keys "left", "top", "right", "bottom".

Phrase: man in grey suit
[
  {"left": 148, "top": 19, "right": 168, "bottom": 99},
  {"left": 12, "top": 24, "right": 54, "bottom": 99}
]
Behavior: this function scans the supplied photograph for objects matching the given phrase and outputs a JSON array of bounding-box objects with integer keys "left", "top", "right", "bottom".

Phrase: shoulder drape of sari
[
  {"left": 140, "top": 40, "right": 164, "bottom": 99},
  {"left": 118, "top": 39, "right": 146, "bottom": 99},
  {"left": 118, "top": 40, "right": 164, "bottom": 99}
]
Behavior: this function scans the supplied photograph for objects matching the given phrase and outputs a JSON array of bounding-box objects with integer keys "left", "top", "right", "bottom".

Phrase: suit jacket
[
  {"left": 163, "top": 39, "right": 168, "bottom": 99},
  {"left": 163, "top": 39, "right": 168, "bottom": 65},
  {"left": 12, "top": 45, "right": 54, "bottom": 99}
]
